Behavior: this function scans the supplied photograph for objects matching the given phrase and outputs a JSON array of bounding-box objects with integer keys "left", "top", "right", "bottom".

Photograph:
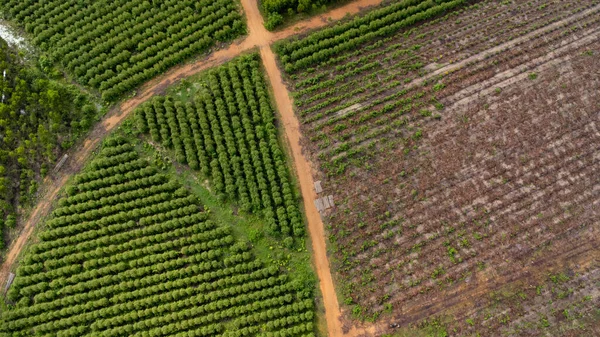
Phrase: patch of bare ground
[
  {"left": 296, "top": 1, "right": 598, "bottom": 161},
  {"left": 323, "top": 40, "right": 600, "bottom": 335}
]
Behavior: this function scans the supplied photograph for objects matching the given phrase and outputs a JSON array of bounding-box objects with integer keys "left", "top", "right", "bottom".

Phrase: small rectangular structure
[
  {"left": 53, "top": 154, "right": 69, "bottom": 173},
  {"left": 4, "top": 272, "right": 15, "bottom": 295},
  {"left": 314, "top": 198, "right": 324, "bottom": 212},
  {"left": 315, "top": 195, "right": 335, "bottom": 213},
  {"left": 314, "top": 181, "right": 323, "bottom": 194},
  {"left": 322, "top": 195, "right": 331, "bottom": 209}
]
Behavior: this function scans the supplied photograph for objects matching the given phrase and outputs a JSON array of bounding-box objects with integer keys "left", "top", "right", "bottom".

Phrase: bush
[
  {"left": 265, "top": 12, "right": 284, "bottom": 31},
  {"left": 5, "top": 215, "right": 17, "bottom": 228},
  {"left": 283, "top": 236, "right": 294, "bottom": 248}
]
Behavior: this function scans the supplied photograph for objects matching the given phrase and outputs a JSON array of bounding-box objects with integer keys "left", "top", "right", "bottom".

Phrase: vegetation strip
[
  {"left": 0, "top": 0, "right": 246, "bottom": 101},
  {"left": 1, "top": 136, "right": 316, "bottom": 337}
]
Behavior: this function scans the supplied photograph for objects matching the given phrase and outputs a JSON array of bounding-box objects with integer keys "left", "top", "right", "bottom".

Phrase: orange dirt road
[
  {"left": 261, "top": 45, "right": 349, "bottom": 337},
  {"left": 0, "top": 0, "right": 385, "bottom": 335}
]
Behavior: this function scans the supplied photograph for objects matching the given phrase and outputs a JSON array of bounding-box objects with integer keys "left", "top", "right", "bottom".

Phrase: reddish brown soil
[
  {"left": 261, "top": 46, "right": 346, "bottom": 337},
  {"left": 281, "top": 0, "right": 600, "bottom": 335}
]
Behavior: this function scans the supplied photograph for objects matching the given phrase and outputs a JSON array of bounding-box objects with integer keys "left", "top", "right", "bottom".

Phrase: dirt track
[
  {"left": 261, "top": 44, "right": 349, "bottom": 337},
  {"left": 0, "top": 0, "right": 385, "bottom": 335}
]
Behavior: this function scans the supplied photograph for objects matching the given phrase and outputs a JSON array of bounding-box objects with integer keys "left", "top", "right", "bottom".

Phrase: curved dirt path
[
  {"left": 0, "top": 0, "right": 386, "bottom": 335},
  {"left": 272, "top": 0, "right": 383, "bottom": 41}
]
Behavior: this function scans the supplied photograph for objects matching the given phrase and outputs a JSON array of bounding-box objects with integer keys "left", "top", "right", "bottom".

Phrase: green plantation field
[
  {"left": 134, "top": 55, "right": 304, "bottom": 242},
  {"left": 0, "top": 136, "right": 316, "bottom": 337},
  {"left": 0, "top": 37, "right": 97, "bottom": 250},
  {"left": 0, "top": 0, "right": 245, "bottom": 101}
]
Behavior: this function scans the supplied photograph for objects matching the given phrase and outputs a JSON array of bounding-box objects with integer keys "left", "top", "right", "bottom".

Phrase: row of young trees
[
  {"left": 54, "top": 181, "right": 180, "bottom": 217},
  {"left": 1, "top": 0, "right": 246, "bottom": 101},
  {"left": 0, "top": 37, "right": 98, "bottom": 251},
  {"left": 30, "top": 214, "right": 207, "bottom": 263},
  {"left": 10, "top": 258, "right": 266, "bottom": 323},
  {"left": 135, "top": 55, "right": 305, "bottom": 240},
  {"left": 275, "top": 0, "right": 467, "bottom": 72},
  {"left": 1, "top": 137, "right": 315, "bottom": 337},
  {"left": 71, "top": 158, "right": 149, "bottom": 185},
  {"left": 74, "top": 166, "right": 160, "bottom": 195}
]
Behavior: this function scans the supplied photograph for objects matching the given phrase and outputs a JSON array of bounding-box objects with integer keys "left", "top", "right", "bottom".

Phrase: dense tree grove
[
  {"left": 135, "top": 55, "right": 304, "bottom": 240},
  {"left": 261, "top": 0, "right": 338, "bottom": 30},
  {"left": 0, "top": 137, "right": 315, "bottom": 337},
  {"left": 0, "top": 38, "right": 97, "bottom": 249},
  {"left": 0, "top": 0, "right": 245, "bottom": 101},
  {"left": 275, "top": 0, "right": 466, "bottom": 71}
]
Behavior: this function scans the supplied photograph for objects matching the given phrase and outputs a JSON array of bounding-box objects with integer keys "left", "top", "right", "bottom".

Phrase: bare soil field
[{"left": 279, "top": 0, "right": 600, "bottom": 335}]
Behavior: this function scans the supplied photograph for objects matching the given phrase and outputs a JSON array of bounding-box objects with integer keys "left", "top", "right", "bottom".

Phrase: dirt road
[
  {"left": 272, "top": 0, "right": 383, "bottom": 41},
  {"left": 0, "top": 0, "right": 386, "bottom": 335},
  {"left": 261, "top": 44, "right": 348, "bottom": 337}
]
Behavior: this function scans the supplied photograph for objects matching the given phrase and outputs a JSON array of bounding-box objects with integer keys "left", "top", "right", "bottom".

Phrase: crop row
[
  {"left": 1, "top": 0, "right": 245, "bottom": 101},
  {"left": 1, "top": 137, "right": 315, "bottom": 337},
  {"left": 135, "top": 55, "right": 304, "bottom": 239},
  {"left": 276, "top": 0, "right": 466, "bottom": 72}
]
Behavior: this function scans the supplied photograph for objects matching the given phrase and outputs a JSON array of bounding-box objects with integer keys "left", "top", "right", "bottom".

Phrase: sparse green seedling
[{"left": 433, "top": 83, "right": 445, "bottom": 91}]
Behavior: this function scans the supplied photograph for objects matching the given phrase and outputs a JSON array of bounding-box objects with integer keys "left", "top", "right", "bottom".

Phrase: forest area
[{"left": 0, "top": 38, "right": 97, "bottom": 250}]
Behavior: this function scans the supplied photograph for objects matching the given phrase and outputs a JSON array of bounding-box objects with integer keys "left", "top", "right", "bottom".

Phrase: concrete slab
[
  {"left": 4, "top": 272, "right": 15, "bottom": 295},
  {"left": 314, "top": 198, "right": 324, "bottom": 212},
  {"left": 314, "top": 180, "right": 323, "bottom": 194},
  {"left": 322, "top": 196, "right": 331, "bottom": 209}
]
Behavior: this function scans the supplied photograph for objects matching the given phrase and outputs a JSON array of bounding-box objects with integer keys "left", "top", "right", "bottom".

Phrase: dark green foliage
[
  {"left": 0, "top": 38, "right": 97, "bottom": 246},
  {"left": 262, "top": 0, "right": 332, "bottom": 30},
  {"left": 0, "top": 0, "right": 246, "bottom": 101},
  {"left": 0, "top": 137, "right": 315, "bottom": 337},
  {"left": 135, "top": 55, "right": 304, "bottom": 239}
]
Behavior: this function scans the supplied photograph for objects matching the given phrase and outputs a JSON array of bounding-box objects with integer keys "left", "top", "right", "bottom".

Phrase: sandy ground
[
  {"left": 0, "top": 20, "right": 30, "bottom": 52},
  {"left": 0, "top": 0, "right": 385, "bottom": 336}
]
